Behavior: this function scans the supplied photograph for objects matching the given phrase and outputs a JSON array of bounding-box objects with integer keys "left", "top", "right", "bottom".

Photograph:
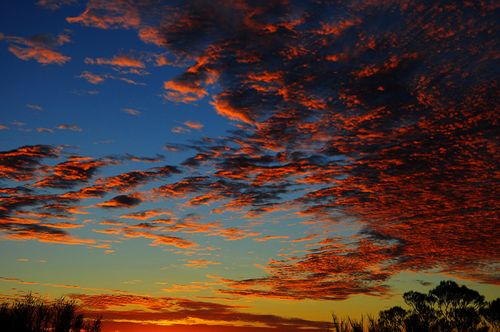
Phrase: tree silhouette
[
  {"left": 378, "top": 306, "right": 406, "bottom": 332},
  {"left": 0, "top": 294, "right": 101, "bottom": 332},
  {"left": 330, "top": 280, "right": 499, "bottom": 332}
]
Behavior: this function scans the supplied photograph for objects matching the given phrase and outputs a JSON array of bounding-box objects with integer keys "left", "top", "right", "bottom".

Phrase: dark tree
[
  {"left": 0, "top": 294, "right": 101, "bottom": 332},
  {"left": 481, "top": 298, "right": 500, "bottom": 330},
  {"left": 330, "top": 280, "right": 499, "bottom": 332},
  {"left": 378, "top": 306, "right": 407, "bottom": 332},
  {"left": 428, "top": 280, "right": 485, "bottom": 332}
]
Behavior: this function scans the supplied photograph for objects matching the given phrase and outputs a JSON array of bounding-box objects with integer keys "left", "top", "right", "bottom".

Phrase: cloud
[
  {"left": 37, "top": 0, "right": 78, "bottom": 10},
  {"left": 0, "top": 221, "right": 95, "bottom": 246},
  {"left": 119, "top": 209, "right": 172, "bottom": 220},
  {"left": 96, "top": 194, "right": 142, "bottom": 208},
  {"left": 253, "top": 235, "right": 288, "bottom": 242},
  {"left": 33, "top": 156, "right": 107, "bottom": 189},
  {"left": 122, "top": 108, "right": 141, "bottom": 116},
  {"left": 57, "top": 124, "right": 82, "bottom": 132},
  {"left": 0, "top": 145, "right": 58, "bottom": 181},
  {"left": 26, "top": 104, "right": 43, "bottom": 111},
  {"left": 1, "top": 0, "right": 496, "bottom": 305},
  {"left": 184, "top": 121, "right": 204, "bottom": 130},
  {"left": 68, "top": 293, "right": 328, "bottom": 331},
  {"left": 79, "top": 71, "right": 145, "bottom": 85},
  {"left": 184, "top": 259, "right": 221, "bottom": 268},
  {"left": 36, "top": 127, "right": 54, "bottom": 133},
  {"left": 66, "top": 0, "right": 140, "bottom": 29},
  {"left": 123, "top": 154, "right": 164, "bottom": 163},
  {"left": 171, "top": 126, "right": 190, "bottom": 134},
  {"left": 85, "top": 55, "right": 145, "bottom": 68},
  {"left": 94, "top": 165, "right": 180, "bottom": 192},
  {"left": 79, "top": 71, "right": 104, "bottom": 84},
  {"left": 78, "top": 0, "right": 498, "bottom": 299},
  {"left": 3, "top": 32, "right": 71, "bottom": 65}
]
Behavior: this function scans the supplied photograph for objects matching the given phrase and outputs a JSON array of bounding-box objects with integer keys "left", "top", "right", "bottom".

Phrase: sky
[{"left": 0, "top": 0, "right": 498, "bottom": 331}]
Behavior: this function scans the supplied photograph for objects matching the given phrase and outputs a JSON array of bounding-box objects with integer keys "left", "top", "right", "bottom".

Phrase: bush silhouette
[
  {"left": 0, "top": 294, "right": 101, "bottom": 332},
  {"left": 330, "top": 280, "right": 499, "bottom": 332}
]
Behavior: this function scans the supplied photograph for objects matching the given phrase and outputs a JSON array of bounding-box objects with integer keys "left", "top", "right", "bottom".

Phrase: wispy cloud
[
  {"left": 122, "top": 108, "right": 141, "bottom": 116},
  {"left": 184, "top": 259, "right": 221, "bottom": 268},
  {"left": 26, "top": 104, "right": 43, "bottom": 111},
  {"left": 57, "top": 124, "right": 82, "bottom": 132},
  {"left": 85, "top": 55, "right": 145, "bottom": 68},
  {"left": 184, "top": 121, "right": 203, "bottom": 130},
  {"left": 3, "top": 32, "right": 70, "bottom": 65}
]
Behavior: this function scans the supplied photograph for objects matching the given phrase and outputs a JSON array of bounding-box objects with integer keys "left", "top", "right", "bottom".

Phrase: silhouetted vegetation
[
  {"left": 329, "top": 281, "right": 499, "bottom": 332},
  {"left": 0, "top": 294, "right": 101, "bottom": 332}
]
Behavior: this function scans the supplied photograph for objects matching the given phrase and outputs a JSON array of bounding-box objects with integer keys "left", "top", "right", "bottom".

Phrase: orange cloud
[
  {"left": 184, "top": 121, "right": 204, "bottom": 130},
  {"left": 33, "top": 156, "right": 105, "bottom": 189},
  {"left": 253, "top": 235, "right": 289, "bottom": 242},
  {"left": 4, "top": 33, "right": 70, "bottom": 65},
  {"left": 8, "top": 46, "right": 70, "bottom": 65},
  {"left": 66, "top": 0, "right": 140, "bottom": 29},
  {"left": 138, "top": 26, "right": 164, "bottom": 46},
  {"left": 184, "top": 259, "right": 221, "bottom": 268},
  {"left": 85, "top": 55, "right": 145, "bottom": 68},
  {"left": 96, "top": 194, "right": 142, "bottom": 209},
  {"left": 79, "top": 71, "right": 104, "bottom": 84}
]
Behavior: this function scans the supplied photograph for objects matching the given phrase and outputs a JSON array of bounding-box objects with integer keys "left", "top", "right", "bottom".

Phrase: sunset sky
[{"left": 0, "top": 1, "right": 498, "bottom": 331}]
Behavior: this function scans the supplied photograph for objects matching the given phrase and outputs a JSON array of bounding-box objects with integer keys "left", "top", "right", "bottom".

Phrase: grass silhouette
[{"left": 0, "top": 294, "right": 101, "bottom": 332}]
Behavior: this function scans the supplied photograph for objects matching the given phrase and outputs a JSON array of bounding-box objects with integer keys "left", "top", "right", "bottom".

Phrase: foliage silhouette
[
  {"left": 329, "top": 280, "right": 499, "bottom": 332},
  {"left": 0, "top": 294, "right": 101, "bottom": 332}
]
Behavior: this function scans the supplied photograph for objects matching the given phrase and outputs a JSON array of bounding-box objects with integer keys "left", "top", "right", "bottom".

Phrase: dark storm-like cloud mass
[
  {"left": 67, "top": 0, "right": 500, "bottom": 298},
  {"left": 3, "top": 0, "right": 499, "bottom": 303}
]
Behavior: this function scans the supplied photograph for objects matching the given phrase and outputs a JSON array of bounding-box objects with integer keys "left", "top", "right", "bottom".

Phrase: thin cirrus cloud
[
  {"left": 122, "top": 108, "right": 141, "bottom": 116},
  {"left": 26, "top": 104, "right": 44, "bottom": 111},
  {"left": 183, "top": 259, "right": 221, "bottom": 268},
  {"left": 85, "top": 55, "right": 145, "bottom": 68},
  {"left": 78, "top": 71, "right": 145, "bottom": 85},
  {"left": 57, "top": 124, "right": 82, "bottom": 132},
  {"left": 184, "top": 121, "right": 203, "bottom": 130},
  {"left": 79, "top": 71, "right": 104, "bottom": 84}
]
